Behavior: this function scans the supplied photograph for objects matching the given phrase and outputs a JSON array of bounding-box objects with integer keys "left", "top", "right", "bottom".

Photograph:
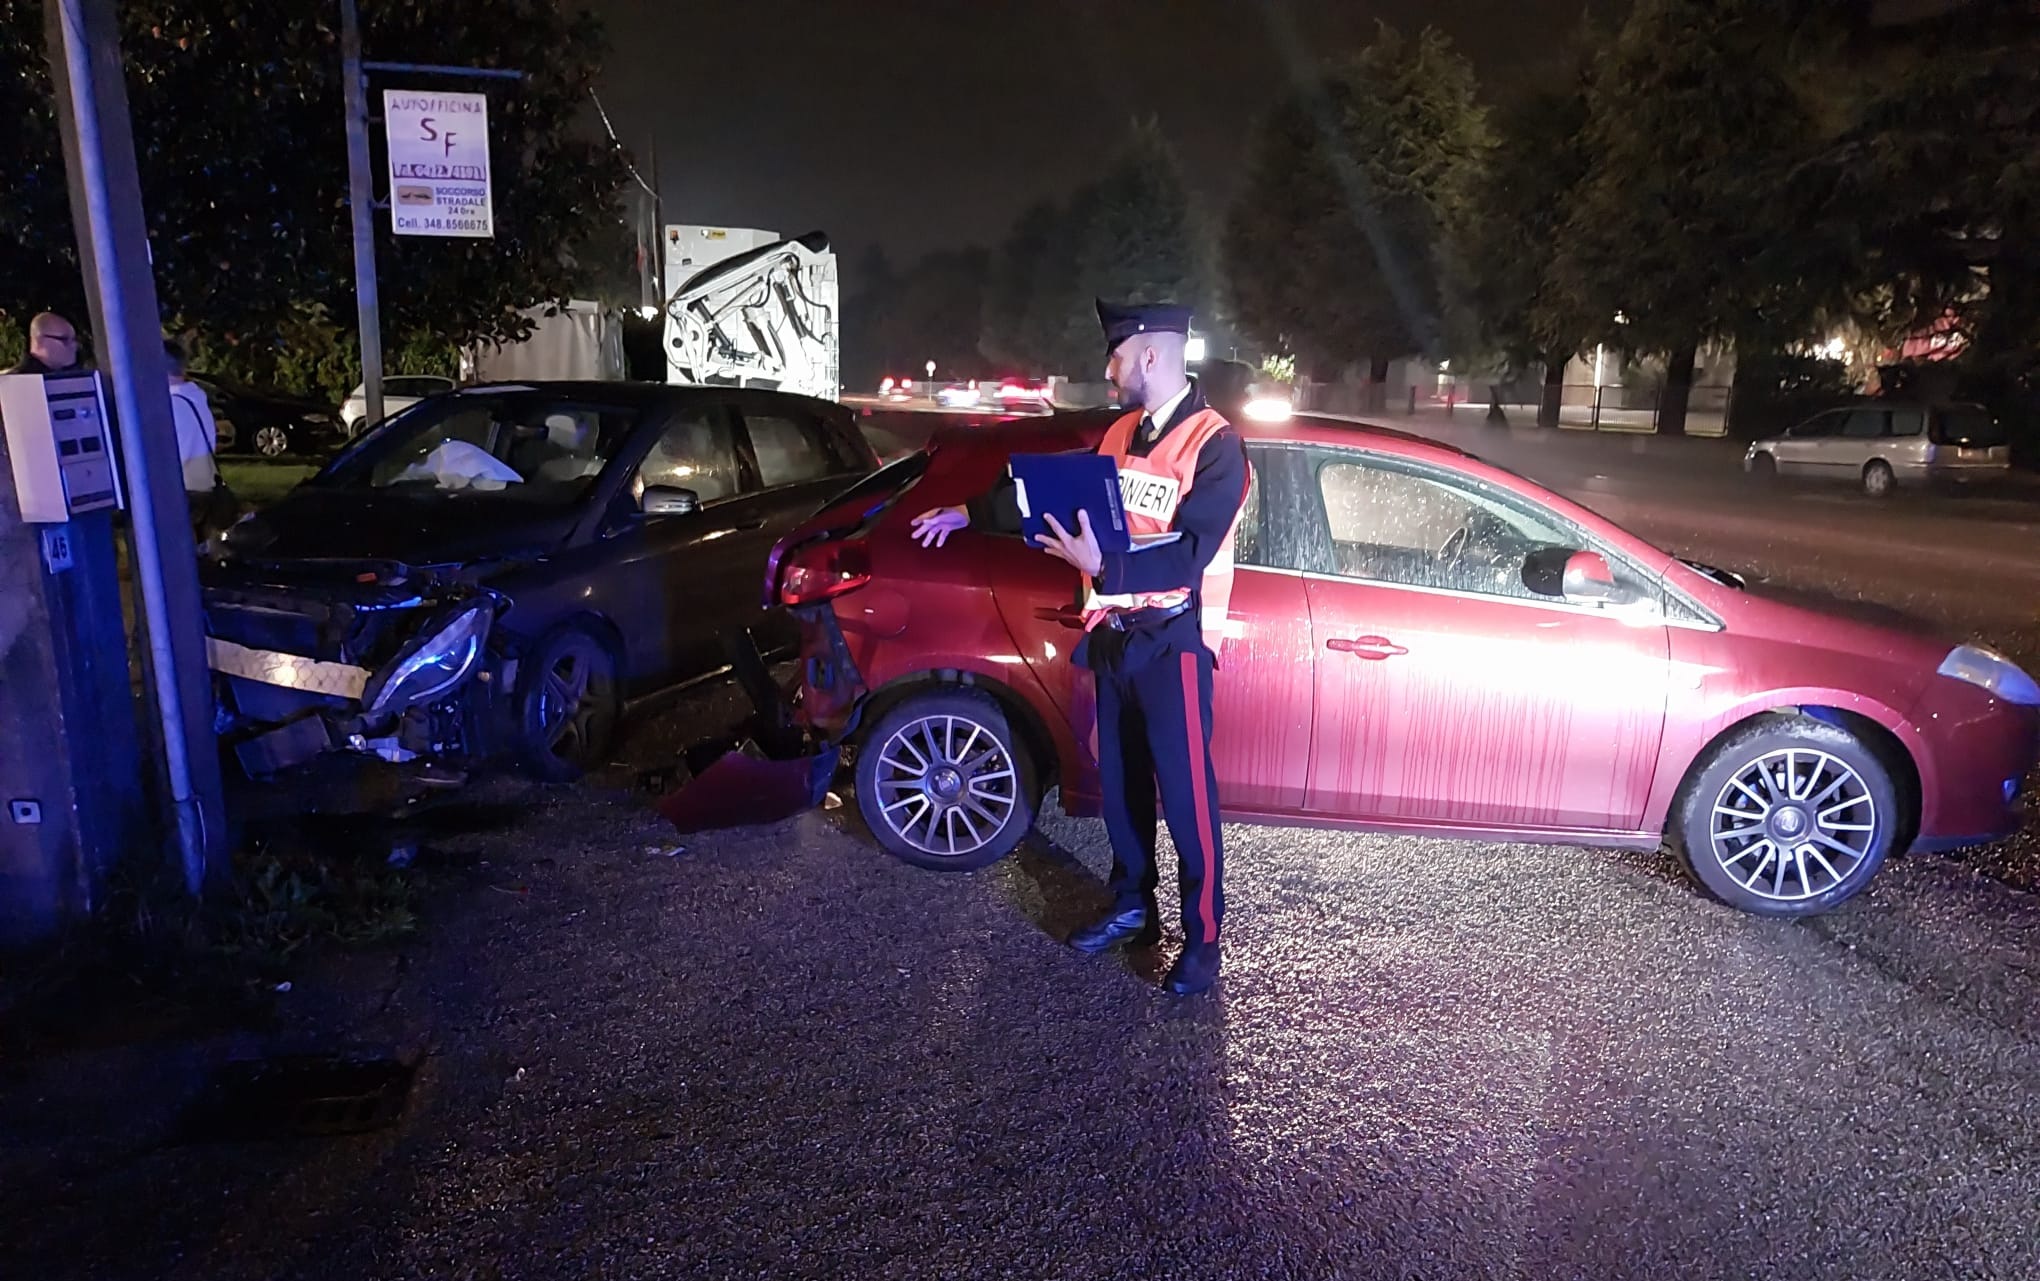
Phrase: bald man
[
  {"left": 912, "top": 300, "right": 1250, "bottom": 995},
  {"left": 8, "top": 312, "right": 82, "bottom": 376}
]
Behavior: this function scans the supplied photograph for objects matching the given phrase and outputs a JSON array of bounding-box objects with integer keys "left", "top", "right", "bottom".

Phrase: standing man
[
  {"left": 7, "top": 312, "right": 82, "bottom": 375},
  {"left": 911, "top": 301, "right": 1250, "bottom": 995}
]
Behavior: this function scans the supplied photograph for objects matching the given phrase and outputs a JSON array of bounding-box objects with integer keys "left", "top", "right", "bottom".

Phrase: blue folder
[{"left": 1008, "top": 451, "right": 1132, "bottom": 554}]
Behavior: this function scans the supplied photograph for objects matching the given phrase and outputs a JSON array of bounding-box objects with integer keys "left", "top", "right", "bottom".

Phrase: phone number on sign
[
  {"left": 393, "top": 163, "right": 485, "bottom": 181},
  {"left": 404, "top": 215, "right": 491, "bottom": 233}
]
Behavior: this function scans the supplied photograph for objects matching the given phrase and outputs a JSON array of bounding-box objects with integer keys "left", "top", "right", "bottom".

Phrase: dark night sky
[{"left": 586, "top": 0, "right": 1596, "bottom": 265}]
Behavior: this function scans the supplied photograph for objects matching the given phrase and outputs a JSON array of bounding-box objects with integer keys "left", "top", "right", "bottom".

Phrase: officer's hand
[
  {"left": 1036, "top": 510, "right": 1104, "bottom": 577},
  {"left": 910, "top": 505, "right": 970, "bottom": 548}
]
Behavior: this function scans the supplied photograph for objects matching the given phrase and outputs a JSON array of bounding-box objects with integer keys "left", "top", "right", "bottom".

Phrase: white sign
[{"left": 383, "top": 89, "right": 493, "bottom": 238}]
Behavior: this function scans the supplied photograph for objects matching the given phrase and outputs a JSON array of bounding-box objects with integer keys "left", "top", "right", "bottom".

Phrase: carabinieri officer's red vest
[{"left": 1080, "top": 405, "right": 1246, "bottom": 652}]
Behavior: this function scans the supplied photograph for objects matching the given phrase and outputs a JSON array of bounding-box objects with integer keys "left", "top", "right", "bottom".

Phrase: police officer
[{"left": 911, "top": 301, "right": 1249, "bottom": 995}]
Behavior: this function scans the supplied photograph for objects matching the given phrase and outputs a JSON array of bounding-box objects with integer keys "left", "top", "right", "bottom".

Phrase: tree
[
  {"left": 0, "top": 0, "right": 625, "bottom": 397},
  {"left": 1552, "top": 0, "right": 1836, "bottom": 434},
  {"left": 979, "top": 199, "right": 1060, "bottom": 371},
  {"left": 1810, "top": 5, "right": 2040, "bottom": 391},
  {"left": 848, "top": 248, "right": 990, "bottom": 387},
  {"left": 1452, "top": 33, "right": 1598, "bottom": 428},
  {"left": 979, "top": 119, "right": 1203, "bottom": 376},
  {"left": 1224, "top": 24, "right": 1488, "bottom": 405}
]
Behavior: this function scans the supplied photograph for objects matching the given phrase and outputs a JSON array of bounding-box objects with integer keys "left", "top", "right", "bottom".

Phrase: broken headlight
[{"left": 362, "top": 601, "right": 493, "bottom": 716}]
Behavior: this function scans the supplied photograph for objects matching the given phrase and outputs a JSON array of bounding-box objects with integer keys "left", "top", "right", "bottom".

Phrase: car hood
[
  {"left": 220, "top": 486, "right": 576, "bottom": 566},
  {"left": 1680, "top": 563, "right": 1953, "bottom": 679}
]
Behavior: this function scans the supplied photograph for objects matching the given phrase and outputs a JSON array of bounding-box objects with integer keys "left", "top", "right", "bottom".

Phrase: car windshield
[
  {"left": 1931, "top": 407, "right": 2006, "bottom": 447},
  {"left": 318, "top": 393, "right": 641, "bottom": 503}
]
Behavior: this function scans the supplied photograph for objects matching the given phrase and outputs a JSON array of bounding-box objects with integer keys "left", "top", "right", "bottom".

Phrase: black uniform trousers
[{"left": 1090, "top": 634, "right": 1226, "bottom": 946}]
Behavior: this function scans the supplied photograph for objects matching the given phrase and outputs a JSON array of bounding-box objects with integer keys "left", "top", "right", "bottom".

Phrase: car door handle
[
  {"left": 1327, "top": 635, "right": 1407, "bottom": 659},
  {"left": 1034, "top": 605, "right": 1086, "bottom": 630}
]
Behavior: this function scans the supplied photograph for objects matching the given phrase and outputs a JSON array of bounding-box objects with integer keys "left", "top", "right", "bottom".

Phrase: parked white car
[
  {"left": 338, "top": 374, "right": 456, "bottom": 438},
  {"left": 1745, "top": 401, "right": 2010, "bottom": 496}
]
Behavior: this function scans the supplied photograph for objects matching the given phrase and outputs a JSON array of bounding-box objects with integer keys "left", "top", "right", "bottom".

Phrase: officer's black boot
[
  {"left": 1163, "top": 941, "right": 1220, "bottom": 995},
  {"left": 1068, "top": 902, "right": 1162, "bottom": 954}
]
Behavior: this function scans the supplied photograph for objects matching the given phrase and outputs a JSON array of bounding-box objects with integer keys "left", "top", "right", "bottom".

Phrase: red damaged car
[{"left": 765, "top": 411, "right": 2039, "bottom": 917}]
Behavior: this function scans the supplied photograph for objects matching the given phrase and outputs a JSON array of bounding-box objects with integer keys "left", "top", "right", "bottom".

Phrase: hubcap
[
  {"left": 1710, "top": 748, "right": 1878, "bottom": 902},
  {"left": 872, "top": 714, "right": 1018, "bottom": 858},
  {"left": 256, "top": 426, "right": 289, "bottom": 457}
]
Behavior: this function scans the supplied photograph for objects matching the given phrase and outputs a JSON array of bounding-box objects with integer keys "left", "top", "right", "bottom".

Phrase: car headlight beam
[
  {"left": 1937, "top": 644, "right": 2040, "bottom": 706},
  {"left": 362, "top": 602, "right": 494, "bottom": 716}
]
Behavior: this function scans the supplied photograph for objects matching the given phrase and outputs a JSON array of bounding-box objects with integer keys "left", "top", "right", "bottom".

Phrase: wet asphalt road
[{"left": 7, "top": 424, "right": 2040, "bottom": 1280}]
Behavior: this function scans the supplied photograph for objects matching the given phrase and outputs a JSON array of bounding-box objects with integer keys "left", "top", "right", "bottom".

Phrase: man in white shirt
[{"left": 165, "top": 341, "right": 220, "bottom": 494}]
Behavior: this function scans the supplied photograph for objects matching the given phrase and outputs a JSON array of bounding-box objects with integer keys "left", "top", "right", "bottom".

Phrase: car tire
[
  {"left": 1749, "top": 452, "right": 1778, "bottom": 482},
  {"left": 854, "top": 688, "right": 1038, "bottom": 872},
  {"left": 1863, "top": 459, "right": 1896, "bottom": 498},
  {"left": 254, "top": 425, "right": 291, "bottom": 458},
  {"left": 1670, "top": 715, "right": 1900, "bottom": 917},
  {"left": 516, "top": 626, "right": 622, "bottom": 782}
]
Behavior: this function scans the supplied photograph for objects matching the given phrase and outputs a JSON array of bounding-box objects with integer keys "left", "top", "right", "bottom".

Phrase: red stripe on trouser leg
[{"left": 1181, "top": 651, "right": 1219, "bottom": 942}]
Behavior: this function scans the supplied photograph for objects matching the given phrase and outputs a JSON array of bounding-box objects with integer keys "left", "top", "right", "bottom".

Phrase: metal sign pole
[
  {"left": 44, "top": 0, "right": 228, "bottom": 894},
  {"left": 341, "top": 0, "right": 385, "bottom": 429}
]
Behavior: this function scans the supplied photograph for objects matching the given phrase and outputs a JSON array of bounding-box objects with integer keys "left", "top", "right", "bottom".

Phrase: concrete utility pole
[
  {"left": 340, "top": 0, "right": 386, "bottom": 428},
  {"left": 44, "top": 0, "right": 228, "bottom": 894}
]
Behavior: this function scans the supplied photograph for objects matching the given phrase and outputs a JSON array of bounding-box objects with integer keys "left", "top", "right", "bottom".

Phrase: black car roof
[{"left": 449, "top": 379, "right": 847, "bottom": 414}]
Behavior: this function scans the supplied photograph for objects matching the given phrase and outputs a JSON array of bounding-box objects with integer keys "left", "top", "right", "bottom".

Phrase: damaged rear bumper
[{"left": 653, "top": 624, "right": 848, "bottom": 833}]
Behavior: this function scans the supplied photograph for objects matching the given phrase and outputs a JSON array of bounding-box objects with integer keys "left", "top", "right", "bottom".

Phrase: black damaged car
[{"left": 202, "top": 381, "right": 878, "bottom": 782}]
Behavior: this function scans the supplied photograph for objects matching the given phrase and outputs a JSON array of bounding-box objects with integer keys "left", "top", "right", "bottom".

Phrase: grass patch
[
  {"left": 0, "top": 836, "right": 420, "bottom": 1056},
  {"left": 220, "top": 461, "right": 317, "bottom": 511}
]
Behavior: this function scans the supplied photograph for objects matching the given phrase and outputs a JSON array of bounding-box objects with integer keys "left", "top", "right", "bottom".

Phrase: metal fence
[{"left": 1391, "top": 381, "right": 1732, "bottom": 437}]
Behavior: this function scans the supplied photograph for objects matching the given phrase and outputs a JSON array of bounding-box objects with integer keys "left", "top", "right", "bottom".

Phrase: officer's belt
[{"left": 1098, "top": 599, "right": 1194, "bottom": 631}]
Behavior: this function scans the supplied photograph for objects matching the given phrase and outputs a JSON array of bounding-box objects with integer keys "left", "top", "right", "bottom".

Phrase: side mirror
[
  {"left": 1523, "top": 547, "right": 1624, "bottom": 604},
  {"left": 642, "top": 485, "right": 699, "bottom": 517}
]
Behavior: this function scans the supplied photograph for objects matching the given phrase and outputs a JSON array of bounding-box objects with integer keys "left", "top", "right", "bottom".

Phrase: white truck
[
  {"left": 459, "top": 298, "right": 627, "bottom": 385},
  {"left": 660, "top": 224, "right": 840, "bottom": 403}
]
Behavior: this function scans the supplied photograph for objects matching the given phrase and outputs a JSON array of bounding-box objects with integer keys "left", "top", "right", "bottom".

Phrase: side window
[
  {"left": 1236, "top": 445, "right": 1319, "bottom": 571},
  {"left": 1842, "top": 409, "right": 1888, "bottom": 439},
  {"left": 1792, "top": 412, "right": 1841, "bottom": 439},
  {"left": 1311, "top": 452, "right": 1646, "bottom": 603},
  {"left": 741, "top": 410, "right": 861, "bottom": 489},
  {"left": 1233, "top": 453, "right": 1266, "bottom": 566},
  {"left": 1889, "top": 409, "right": 1925, "bottom": 438},
  {"left": 633, "top": 407, "right": 743, "bottom": 505}
]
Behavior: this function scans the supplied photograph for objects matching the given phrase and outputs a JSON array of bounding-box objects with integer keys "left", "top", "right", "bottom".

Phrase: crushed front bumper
[{"left": 202, "top": 564, "right": 515, "bottom": 778}]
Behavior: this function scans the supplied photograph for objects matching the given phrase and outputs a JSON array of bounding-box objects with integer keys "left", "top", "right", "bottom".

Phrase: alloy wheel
[
  {"left": 1709, "top": 748, "right": 1878, "bottom": 903},
  {"left": 871, "top": 713, "right": 1018, "bottom": 859},
  {"left": 254, "top": 425, "right": 290, "bottom": 457},
  {"left": 536, "top": 642, "right": 608, "bottom": 762}
]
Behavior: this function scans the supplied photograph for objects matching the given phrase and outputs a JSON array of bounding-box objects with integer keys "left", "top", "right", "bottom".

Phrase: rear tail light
[{"left": 779, "top": 539, "right": 871, "bottom": 606}]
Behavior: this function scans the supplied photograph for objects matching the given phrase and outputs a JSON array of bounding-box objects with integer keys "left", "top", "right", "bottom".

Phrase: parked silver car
[{"left": 1745, "top": 401, "right": 2010, "bottom": 496}]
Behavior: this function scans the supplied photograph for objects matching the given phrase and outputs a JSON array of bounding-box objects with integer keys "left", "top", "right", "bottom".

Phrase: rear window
[
  {"left": 387, "top": 376, "right": 453, "bottom": 398},
  {"left": 1931, "top": 408, "right": 2006, "bottom": 447}
]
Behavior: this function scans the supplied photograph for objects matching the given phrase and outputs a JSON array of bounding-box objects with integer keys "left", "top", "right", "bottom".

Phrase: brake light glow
[{"left": 779, "top": 540, "right": 872, "bottom": 606}]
